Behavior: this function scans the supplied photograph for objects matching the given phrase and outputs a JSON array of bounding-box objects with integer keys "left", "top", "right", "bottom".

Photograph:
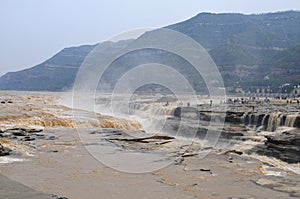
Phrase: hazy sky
[{"left": 1, "top": 0, "right": 300, "bottom": 76}]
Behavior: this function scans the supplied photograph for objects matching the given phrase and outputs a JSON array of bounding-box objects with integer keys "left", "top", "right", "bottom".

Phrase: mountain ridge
[{"left": 1, "top": 11, "right": 300, "bottom": 93}]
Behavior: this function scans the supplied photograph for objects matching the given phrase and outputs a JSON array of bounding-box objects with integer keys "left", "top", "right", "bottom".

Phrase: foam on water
[{"left": 0, "top": 157, "right": 26, "bottom": 164}]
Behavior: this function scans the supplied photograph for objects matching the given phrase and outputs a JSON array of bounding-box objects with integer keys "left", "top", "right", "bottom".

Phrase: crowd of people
[{"left": 223, "top": 96, "right": 300, "bottom": 105}]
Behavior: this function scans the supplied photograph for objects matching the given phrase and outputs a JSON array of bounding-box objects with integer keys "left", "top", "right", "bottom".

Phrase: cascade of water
[
  {"left": 266, "top": 113, "right": 282, "bottom": 132},
  {"left": 241, "top": 112, "right": 248, "bottom": 124},
  {"left": 276, "top": 113, "right": 284, "bottom": 128},
  {"left": 261, "top": 114, "right": 269, "bottom": 128},
  {"left": 129, "top": 102, "right": 174, "bottom": 116},
  {"left": 247, "top": 113, "right": 252, "bottom": 125},
  {"left": 285, "top": 115, "right": 297, "bottom": 127},
  {"left": 242, "top": 112, "right": 259, "bottom": 126}
]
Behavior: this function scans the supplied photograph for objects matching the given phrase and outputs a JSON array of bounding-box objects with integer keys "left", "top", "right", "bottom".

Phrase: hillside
[
  {"left": 0, "top": 11, "right": 300, "bottom": 92},
  {"left": 168, "top": 11, "right": 300, "bottom": 66},
  {"left": 264, "top": 44, "right": 300, "bottom": 86},
  {"left": 0, "top": 45, "right": 95, "bottom": 91},
  {"left": 239, "top": 45, "right": 300, "bottom": 91}
]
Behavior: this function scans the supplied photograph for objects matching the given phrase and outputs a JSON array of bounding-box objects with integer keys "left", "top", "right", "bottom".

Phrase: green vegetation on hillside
[{"left": 0, "top": 11, "right": 300, "bottom": 92}]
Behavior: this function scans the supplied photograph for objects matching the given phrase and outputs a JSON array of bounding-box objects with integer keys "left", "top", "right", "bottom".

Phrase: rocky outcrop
[
  {"left": 172, "top": 106, "right": 300, "bottom": 163},
  {"left": 174, "top": 106, "right": 300, "bottom": 131},
  {"left": 0, "top": 144, "right": 11, "bottom": 156},
  {"left": 173, "top": 107, "right": 244, "bottom": 123},
  {"left": 0, "top": 128, "right": 46, "bottom": 142},
  {"left": 255, "top": 176, "right": 300, "bottom": 197},
  {"left": 249, "top": 129, "right": 300, "bottom": 163}
]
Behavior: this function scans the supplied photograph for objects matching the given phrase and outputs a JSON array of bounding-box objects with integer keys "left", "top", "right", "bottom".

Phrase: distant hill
[
  {"left": 167, "top": 11, "right": 300, "bottom": 92},
  {"left": 167, "top": 11, "right": 300, "bottom": 66},
  {"left": 0, "top": 11, "right": 300, "bottom": 92},
  {"left": 0, "top": 45, "right": 95, "bottom": 91},
  {"left": 238, "top": 45, "right": 300, "bottom": 91},
  {"left": 264, "top": 44, "right": 300, "bottom": 86}
]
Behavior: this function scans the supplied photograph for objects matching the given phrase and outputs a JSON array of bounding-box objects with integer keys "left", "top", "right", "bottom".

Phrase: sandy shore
[{"left": 0, "top": 91, "right": 298, "bottom": 199}]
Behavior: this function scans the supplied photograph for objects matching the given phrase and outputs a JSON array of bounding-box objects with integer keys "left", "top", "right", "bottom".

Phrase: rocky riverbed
[
  {"left": 170, "top": 103, "right": 300, "bottom": 164},
  {"left": 0, "top": 91, "right": 300, "bottom": 199}
]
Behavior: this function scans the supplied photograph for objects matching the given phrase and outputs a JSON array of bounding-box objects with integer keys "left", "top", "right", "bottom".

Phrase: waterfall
[
  {"left": 241, "top": 112, "right": 248, "bottom": 124},
  {"left": 263, "top": 113, "right": 299, "bottom": 131},
  {"left": 129, "top": 102, "right": 175, "bottom": 116},
  {"left": 261, "top": 114, "right": 269, "bottom": 128},
  {"left": 267, "top": 113, "right": 283, "bottom": 132},
  {"left": 241, "top": 112, "right": 257, "bottom": 126},
  {"left": 242, "top": 113, "right": 265, "bottom": 128},
  {"left": 285, "top": 115, "right": 297, "bottom": 127},
  {"left": 237, "top": 111, "right": 299, "bottom": 132},
  {"left": 277, "top": 113, "right": 284, "bottom": 127}
]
